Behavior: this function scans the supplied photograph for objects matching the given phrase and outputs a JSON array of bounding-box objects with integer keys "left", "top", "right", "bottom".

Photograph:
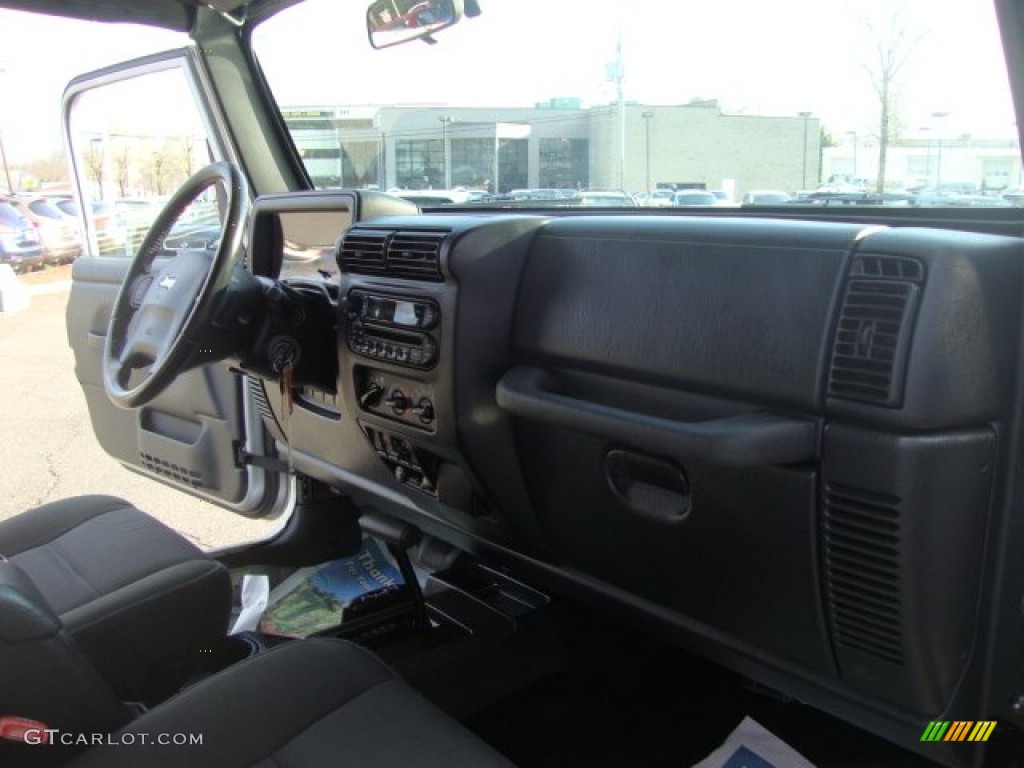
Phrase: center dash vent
[
  {"left": 827, "top": 255, "right": 924, "bottom": 407},
  {"left": 338, "top": 228, "right": 447, "bottom": 281},
  {"left": 824, "top": 483, "right": 903, "bottom": 665},
  {"left": 387, "top": 231, "right": 445, "bottom": 281},
  {"left": 338, "top": 230, "right": 388, "bottom": 274}
]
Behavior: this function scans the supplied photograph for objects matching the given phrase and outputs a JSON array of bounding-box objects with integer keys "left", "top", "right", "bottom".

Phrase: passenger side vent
[
  {"left": 827, "top": 255, "right": 924, "bottom": 407},
  {"left": 848, "top": 254, "right": 924, "bottom": 282},
  {"left": 338, "top": 230, "right": 388, "bottom": 275},
  {"left": 338, "top": 228, "right": 447, "bottom": 281},
  {"left": 824, "top": 483, "right": 903, "bottom": 665}
]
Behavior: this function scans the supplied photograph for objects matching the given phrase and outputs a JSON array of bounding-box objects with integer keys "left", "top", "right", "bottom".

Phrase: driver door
[{"left": 64, "top": 50, "right": 278, "bottom": 516}]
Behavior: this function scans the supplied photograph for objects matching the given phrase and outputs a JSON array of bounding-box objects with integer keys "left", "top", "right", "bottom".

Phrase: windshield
[{"left": 252, "top": 0, "right": 1018, "bottom": 208}]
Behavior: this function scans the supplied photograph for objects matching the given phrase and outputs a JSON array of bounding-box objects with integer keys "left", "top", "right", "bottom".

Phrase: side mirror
[{"left": 366, "top": 0, "right": 464, "bottom": 49}]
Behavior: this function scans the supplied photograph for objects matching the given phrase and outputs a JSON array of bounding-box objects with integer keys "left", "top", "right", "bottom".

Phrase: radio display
[
  {"left": 359, "top": 293, "right": 437, "bottom": 328},
  {"left": 366, "top": 297, "right": 418, "bottom": 326}
]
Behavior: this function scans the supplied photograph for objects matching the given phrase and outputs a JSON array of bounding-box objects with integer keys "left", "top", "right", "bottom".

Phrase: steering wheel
[{"left": 104, "top": 162, "right": 249, "bottom": 408}]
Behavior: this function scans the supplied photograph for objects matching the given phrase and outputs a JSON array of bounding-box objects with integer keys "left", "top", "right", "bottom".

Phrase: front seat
[
  {"left": 66, "top": 638, "right": 514, "bottom": 767},
  {"left": 0, "top": 495, "right": 231, "bottom": 698}
]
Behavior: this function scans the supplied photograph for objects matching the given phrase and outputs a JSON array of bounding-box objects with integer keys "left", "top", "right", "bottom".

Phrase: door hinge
[{"left": 233, "top": 442, "right": 291, "bottom": 473}]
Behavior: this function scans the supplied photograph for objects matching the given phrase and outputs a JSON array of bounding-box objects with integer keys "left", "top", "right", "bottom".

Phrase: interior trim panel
[{"left": 247, "top": 205, "right": 1024, "bottom": 766}]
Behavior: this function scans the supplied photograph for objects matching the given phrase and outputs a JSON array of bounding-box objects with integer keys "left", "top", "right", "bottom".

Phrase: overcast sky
[{"left": 1, "top": 0, "right": 1018, "bottom": 165}]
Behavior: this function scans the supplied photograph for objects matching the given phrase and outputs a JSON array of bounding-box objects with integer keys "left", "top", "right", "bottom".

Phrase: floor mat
[{"left": 465, "top": 608, "right": 938, "bottom": 768}]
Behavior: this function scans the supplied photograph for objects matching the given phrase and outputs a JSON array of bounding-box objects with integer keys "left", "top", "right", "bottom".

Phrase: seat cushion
[
  {"left": 68, "top": 638, "right": 515, "bottom": 767},
  {"left": 0, "top": 495, "right": 231, "bottom": 697}
]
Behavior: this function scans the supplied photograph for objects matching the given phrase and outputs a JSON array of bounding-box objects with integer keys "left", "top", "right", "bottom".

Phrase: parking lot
[{"left": 0, "top": 269, "right": 280, "bottom": 550}]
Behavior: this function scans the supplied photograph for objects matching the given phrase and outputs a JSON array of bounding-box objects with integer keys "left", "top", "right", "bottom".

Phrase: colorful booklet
[{"left": 259, "top": 536, "right": 406, "bottom": 638}]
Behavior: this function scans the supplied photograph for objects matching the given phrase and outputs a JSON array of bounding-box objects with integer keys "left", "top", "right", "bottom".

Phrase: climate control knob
[
  {"left": 359, "top": 383, "right": 385, "bottom": 409},
  {"left": 386, "top": 389, "right": 408, "bottom": 414},
  {"left": 412, "top": 398, "right": 435, "bottom": 425}
]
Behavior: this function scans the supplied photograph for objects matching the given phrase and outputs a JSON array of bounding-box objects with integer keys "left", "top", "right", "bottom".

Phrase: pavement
[{"left": 0, "top": 268, "right": 281, "bottom": 550}]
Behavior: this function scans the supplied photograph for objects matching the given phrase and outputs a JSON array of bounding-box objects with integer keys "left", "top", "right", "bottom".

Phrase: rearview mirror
[{"left": 366, "top": 0, "right": 463, "bottom": 49}]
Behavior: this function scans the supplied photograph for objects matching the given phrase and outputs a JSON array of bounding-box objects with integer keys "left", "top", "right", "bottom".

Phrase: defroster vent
[
  {"left": 827, "top": 255, "right": 923, "bottom": 407},
  {"left": 339, "top": 228, "right": 446, "bottom": 281}
]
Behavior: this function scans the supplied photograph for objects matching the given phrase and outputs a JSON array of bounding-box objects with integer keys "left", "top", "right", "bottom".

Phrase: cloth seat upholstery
[
  {"left": 68, "top": 638, "right": 515, "bottom": 767},
  {"left": 0, "top": 495, "right": 231, "bottom": 697}
]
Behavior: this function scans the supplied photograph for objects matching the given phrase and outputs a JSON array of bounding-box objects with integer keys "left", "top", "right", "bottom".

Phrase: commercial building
[
  {"left": 282, "top": 101, "right": 821, "bottom": 198},
  {"left": 823, "top": 134, "right": 1022, "bottom": 192}
]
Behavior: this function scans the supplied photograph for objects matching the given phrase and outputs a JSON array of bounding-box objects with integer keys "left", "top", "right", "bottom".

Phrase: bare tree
[
  {"left": 23, "top": 151, "right": 70, "bottom": 188},
  {"left": 861, "top": 5, "right": 927, "bottom": 192},
  {"left": 179, "top": 134, "right": 195, "bottom": 178},
  {"left": 84, "top": 140, "right": 105, "bottom": 198},
  {"left": 112, "top": 140, "right": 132, "bottom": 198},
  {"left": 151, "top": 148, "right": 169, "bottom": 195}
]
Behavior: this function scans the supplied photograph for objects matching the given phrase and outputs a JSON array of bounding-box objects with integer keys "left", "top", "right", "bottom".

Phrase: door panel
[{"left": 63, "top": 51, "right": 275, "bottom": 515}]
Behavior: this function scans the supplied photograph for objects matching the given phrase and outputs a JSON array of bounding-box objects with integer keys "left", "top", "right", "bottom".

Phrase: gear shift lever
[{"left": 359, "top": 513, "right": 429, "bottom": 632}]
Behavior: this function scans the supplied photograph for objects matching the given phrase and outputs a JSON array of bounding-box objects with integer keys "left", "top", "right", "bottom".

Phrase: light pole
[
  {"left": 798, "top": 111, "right": 812, "bottom": 190},
  {"left": 642, "top": 111, "right": 654, "bottom": 196},
  {"left": 0, "top": 129, "right": 12, "bottom": 195},
  {"left": 334, "top": 124, "right": 343, "bottom": 188},
  {"left": 0, "top": 64, "right": 13, "bottom": 194},
  {"left": 846, "top": 130, "right": 858, "bottom": 183},
  {"left": 932, "top": 111, "right": 950, "bottom": 188},
  {"left": 918, "top": 126, "right": 933, "bottom": 186},
  {"left": 439, "top": 115, "right": 452, "bottom": 190}
]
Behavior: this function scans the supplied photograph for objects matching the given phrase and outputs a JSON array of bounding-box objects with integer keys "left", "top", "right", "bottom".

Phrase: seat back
[{"left": 0, "top": 559, "right": 130, "bottom": 765}]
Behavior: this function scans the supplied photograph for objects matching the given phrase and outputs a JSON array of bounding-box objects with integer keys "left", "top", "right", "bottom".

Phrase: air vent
[
  {"left": 824, "top": 483, "right": 903, "bottom": 665},
  {"left": 248, "top": 378, "right": 275, "bottom": 422},
  {"left": 827, "top": 255, "right": 923, "bottom": 407},
  {"left": 387, "top": 230, "right": 445, "bottom": 281},
  {"left": 338, "top": 228, "right": 447, "bottom": 281},
  {"left": 338, "top": 230, "right": 388, "bottom": 274},
  {"left": 849, "top": 254, "right": 924, "bottom": 283}
]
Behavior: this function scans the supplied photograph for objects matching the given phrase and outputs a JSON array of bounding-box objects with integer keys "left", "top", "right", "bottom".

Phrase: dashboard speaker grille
[
  {"left": 827, "top": 255, "right": 923, "bottom": 407},
  {"left": 824, "top": 483, "right": 903, "bottom": 665},
  {"left": 140, "top": 453, "right": 204, "bottom": 489}
]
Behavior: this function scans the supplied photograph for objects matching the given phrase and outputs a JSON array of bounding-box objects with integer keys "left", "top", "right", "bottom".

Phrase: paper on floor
[{"left": 692, "top": 716, "right": 815, "bottom": 768}]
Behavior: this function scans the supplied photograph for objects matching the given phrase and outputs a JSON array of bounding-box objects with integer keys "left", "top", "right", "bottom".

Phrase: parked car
[
  {"left": 741, "top": 190, "right": 792, "bottom": 205},
  {"left": 54, "top": 198, "right": 129, "bottom": 257},
  {"left": 912, "top": 188, "right": 1014, "bottom": 207},
  {"left": 575, "top": 190, "right": 636, "bottom": 206},
  {"left": 1002, "top": 185, "right": 1024, "bottom": 205},
  {"left": 9, "top": 195, "right": 83, "bottom": 265},
  {"left": 0, "top": 198, "right": 44, "bottom": 273},
  {"left": 671, "top": 190, "right": 719, "bottom": 206}
]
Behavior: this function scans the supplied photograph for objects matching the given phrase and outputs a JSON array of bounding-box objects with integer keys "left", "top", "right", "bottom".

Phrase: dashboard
[{"left": 244, "top": 191, "right": 1024, "bottom": 768}]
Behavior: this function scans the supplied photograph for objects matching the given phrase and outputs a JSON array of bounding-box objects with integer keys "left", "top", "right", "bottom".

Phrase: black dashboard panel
[
  {"left": 514, "top": 216, "right": 861, "bottom": 409},
  {"left": 247, "top": 203, "right": 1024, "bottom": 767}
]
